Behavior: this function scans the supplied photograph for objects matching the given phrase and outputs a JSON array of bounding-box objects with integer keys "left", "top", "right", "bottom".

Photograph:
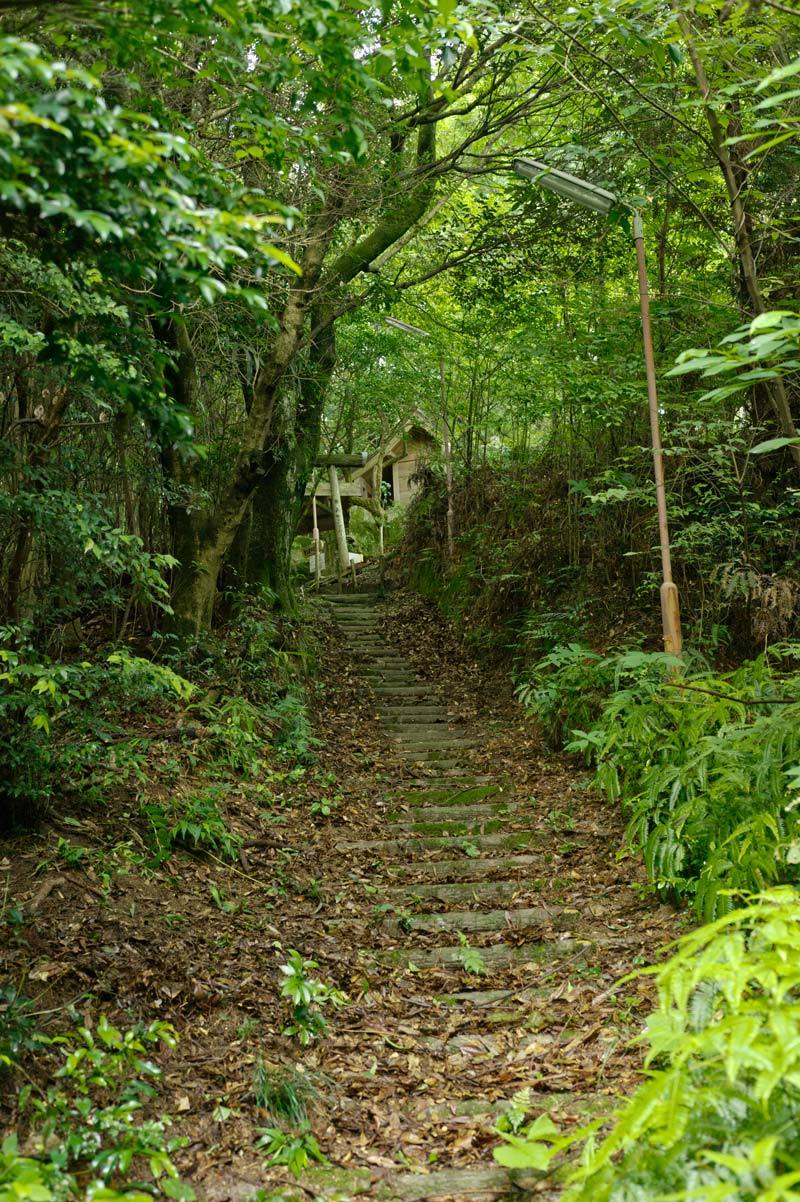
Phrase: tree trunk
[
  {"left": 7, "top": 379, "right": 70, "bottom": 623},
  {"left": 674, "top": 5, "right": 800, "bottom": 471},
  {"left": 243, "top": 317, "right": 337, "bottom": 610},
  {"left": 161, "top": 198, "right": 344, "bottom": 633}
]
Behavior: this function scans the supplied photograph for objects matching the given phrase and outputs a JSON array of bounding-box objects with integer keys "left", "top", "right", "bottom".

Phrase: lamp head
[
  {"left": 385, "top": 316, "right": 430, "bottom": 338},
  {"left": 513, "top": 158, "right": 617, "bottom": 215}
]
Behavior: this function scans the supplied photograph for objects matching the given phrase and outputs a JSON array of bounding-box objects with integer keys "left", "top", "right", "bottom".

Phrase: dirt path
[{"left": 213, "top": 589, "right": 680, "bottom": 1201}]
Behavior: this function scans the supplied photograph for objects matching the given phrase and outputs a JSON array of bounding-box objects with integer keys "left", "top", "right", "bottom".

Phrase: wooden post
[
  {"left": 440, "top": 354, "right": 455, "bottom": 562},
  {"left": 633, "top": 211, "right": 682, "bottom": 657},
  {"left": 311, "top": 494, "right": 321, "bottom": 587},
  {"left": 328, "top": 466, "right": 350, "bottom": 588}
]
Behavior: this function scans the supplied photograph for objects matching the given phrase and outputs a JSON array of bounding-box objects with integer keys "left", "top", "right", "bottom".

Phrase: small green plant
[
  {"left": 252, "top": 1061, "right": 319, "bottom": 1125},
  {"left": 371, "top": 902, "right": 414, "bottom": 933},
  {"left": 0, "top": 987, "right": 38, "bottom": 1069},
  {"left": 278, "top": 951, "right": 348, "bottom": 1045},
  {"left": 208, "top": 883, "right": 237, "bottom": 913},
  {"left": 255, "top": 1124, "right": 328, "bottom": 1177},
  {"left": 457, "top": 932, "right": 487, "bottom": 976},
  {"left": 143, "top": 786, "right": 241, "bottom": 863},
  {"left": 310, "top": 794, "right": 340, "bottom": 818},
  {"left": 236, "top": 1018, "right": 260, "bottom": 1040}
]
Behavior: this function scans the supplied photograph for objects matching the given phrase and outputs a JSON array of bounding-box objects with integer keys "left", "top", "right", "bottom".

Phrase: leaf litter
[{"left": 0, "top": 589, "right": 682, "bottom": 1200}]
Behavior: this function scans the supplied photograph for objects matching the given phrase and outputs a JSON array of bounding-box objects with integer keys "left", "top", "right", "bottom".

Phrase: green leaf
[{"left": 750, "top": 436, "right": 800, "bottom": 454}]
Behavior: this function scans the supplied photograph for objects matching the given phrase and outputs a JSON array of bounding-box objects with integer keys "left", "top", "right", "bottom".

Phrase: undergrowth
[
  {"left": 494, "top": 887, "right": 800, "bottom": 1202},
  {"left": 515, "top": 642, "right": 800, "bottom": 918},
  {"left": 2, "top": 1011, "right": 193, "bottom": 1202}
]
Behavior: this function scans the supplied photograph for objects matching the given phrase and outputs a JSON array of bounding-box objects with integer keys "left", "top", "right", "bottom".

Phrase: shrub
[
  {"left": 518, "top": 642, "right": 800, "bottom": 917},
  {"left": 493, "top": 887, "right": 800, "bottom": 1202}
]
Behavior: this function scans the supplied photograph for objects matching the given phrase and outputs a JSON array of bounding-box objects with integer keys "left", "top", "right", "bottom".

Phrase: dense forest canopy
[
  {"left": 2, "top": 1, "right": 800, "bottom": 1199},
  {"left": 2, "top": 0, "right": 798, "bottom": 646}
]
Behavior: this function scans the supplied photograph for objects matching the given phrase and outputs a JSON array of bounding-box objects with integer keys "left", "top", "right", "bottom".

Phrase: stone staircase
[{"left": 290, "top": 591, "right": 598, "bottom": 1200}]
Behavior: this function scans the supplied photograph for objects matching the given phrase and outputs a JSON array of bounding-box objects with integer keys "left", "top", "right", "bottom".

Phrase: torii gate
[{"left": 312, "top": 454, "right": 366, "bottom": 586}]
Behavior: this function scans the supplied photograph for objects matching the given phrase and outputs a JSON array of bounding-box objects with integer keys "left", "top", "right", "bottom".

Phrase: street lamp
[{"left": 513, "top": 158, "right": 682, "bottom": 658}]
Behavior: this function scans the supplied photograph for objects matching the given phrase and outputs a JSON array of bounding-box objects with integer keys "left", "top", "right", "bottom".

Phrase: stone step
[
  {"left": 390, "top": 736, "right": 471, "bottom": 751},
  {"left": 384, "top": 723, "right": 463, "bottom": 735},
  {"left": 385, "top": 816, "right": 506, "bottom": 837},
  {"left": 389, "top": 906, "right": 565, "bottom": 935},
  {"left": 372, "top": 687, "right": 435, "bottom": 697},
  {"left": 389, "top": 802, "right": 508, "bottom": 823},
  {"left": 383, "top": 724, "right": 450, "bottom": 736},
  {"left": 407, "top": 1089, "right": 602, "bottom": 1122},
  {"left": 382, "top": 1166, "right": 548, "bottom": 1201},
  {"left": 385, "top": 856, "right": 540, "bottom": 883},
  {"left": 430, "top": 986, "right": 545, "bottom": 1008},
  {"left": 368, "top": 678, "right": 418, "bottom": 686},
  {"left": 367, "top": 938, "right": 577, "bottom": 970},
  {"left": 277, "top": 1164, "right": 547, "bottom": 1201},
  {"left": 394, "top": 751, "right": 472, "bottom": 765},
  {"left": 381, "top": 707, "right": 449, "bottom": 720},
  {"left": 403, "top": 779, "right": 492, "bottom": 791},
  {"left": 398, "top": 785, "right": 503, "bottom": 806},
  {"left": 341, "top": 831, "right": 540, "bottom": 853},
  {"left": 326, "top": 593, "right": 379, "bottom": 604},
  {"left": 388, "top": 879, "right": 542, "bottom": 905}
]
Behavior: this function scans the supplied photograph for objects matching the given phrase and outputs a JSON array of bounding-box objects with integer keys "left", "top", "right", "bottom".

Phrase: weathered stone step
[
  {"left": 388, "top": 878, "right": 541, "bottom": 905},
  {"left": 372, "top": 686, "right": 436, "bottom": 697},
  {"left": 360, "top": 668, "right": 410, "bottom": 677},
  {"left": 398, "top": 785, "right": 503, "bottom": 806},
  {"left": 385, "top": 855, "right": 540, "bottom": 883},
  {"left": 431, "top": 985, "right": 545, "bottom": 1007},
  {"left": 277, "top": 1164, "right": 547, "bottom": 1201},
  {"left": 408, "top": 1089, "right": 602, "bottom": 1122},
  {"left": 385, "top": 816, "right": 506, "bottom": 837},
  {"left": 388, "top": 802, "right": 504, "bottom": 823},
  {"left": 367, "top": 938, "right": 577, "bottom": 970},
  {"left": 389, "top": 906, "right": 567, "bottom": 935},
  {"left": 326, "top": 593, "right": 379, "bottom": 603},
  {"left": 379, "top": 706, "right": 449, "bottom": 716},
  {"left": 340, "top": 830, "right": 540, "bottom": 854},
  {"left": 406, "top": 769, "right": 491, "bottom": 781},
  {"left": 381, "top": 1166, "right": 548, "bottom": 1200},
  {"left": 367, "top": 676, "right": 419, "bottom": 685},
  {"left": 391, "top": 737, "right": 472, "bottom": 752},
  {"left": 393, "top": 750, "right": 473, "bottom": 759},
  {"left": 384, "top": 723, "right": 463, "bottom": 736}
]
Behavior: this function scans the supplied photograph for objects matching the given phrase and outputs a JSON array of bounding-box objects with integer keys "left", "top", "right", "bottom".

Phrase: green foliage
[
  {"left": 518, "top": 642, "right": 800, "bottom": 917},
  {"left": 255, "top": 1125, "right": 328, "bottom": 1178},
  {"left": 0, "top": 989, "right": 38, "bottom": 1071},
  {"left": 493, "top": 888, "right": 800, "bottom": 1202},
  {"left": 143, "top": 786, "right": 241, "bottom": 863},
  {"left": 456, "top": 932, "right": 487, "bottom": 976},
  {"left": 252, "top": 1062, "right": 319, "bottom": 1127},
  {"left": 671, "top": 311, "right": 800, "bottom": 407},
  {"left": 514, "top": 644, "right": 613, "bottom": 747},
  {"left": 0, "top": 629, "right": 198, "bottom": 825},
  {"left": 10, "top": 1014, "right": 192, "bottom": 1202},
  {"left": 278, "top": 951, "right": 348, "bottom": 1046}
]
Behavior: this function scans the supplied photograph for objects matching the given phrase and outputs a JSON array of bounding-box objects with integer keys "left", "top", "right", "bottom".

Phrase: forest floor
[{"left": 1, "top": 586, "right": 683, "bottom": 1201}]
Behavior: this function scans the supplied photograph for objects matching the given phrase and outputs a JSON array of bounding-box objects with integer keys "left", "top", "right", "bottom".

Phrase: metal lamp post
[{"left": 513, "top": 158, "right": 683, "bottom": 657}]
